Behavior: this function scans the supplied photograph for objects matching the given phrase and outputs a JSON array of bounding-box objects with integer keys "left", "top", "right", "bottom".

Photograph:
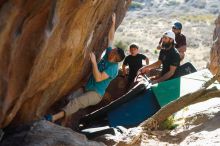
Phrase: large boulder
[
  {"left": 0, "top": 0, "right": 131, "bottom": 128},
  {"left": 209, "top": 14, "right": 220, "bottom": 80},
  {"left": 0, "top": 120, "right": 105, "bottom": 146}
]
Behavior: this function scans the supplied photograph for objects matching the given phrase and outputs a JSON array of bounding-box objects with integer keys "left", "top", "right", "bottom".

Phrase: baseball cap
[
  {"left": 129, "top": 43, "right": 139, "bottom": 49},
  {"left": 173, "top": 22, "right": 182, "bottom": 29},
  {"left": 163, "top": 30, "right": 176, "bottom": 43}
]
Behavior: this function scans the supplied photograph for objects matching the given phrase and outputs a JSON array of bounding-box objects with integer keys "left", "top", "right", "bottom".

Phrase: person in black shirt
[
  {"left": 138, "top": 30, "right": 180, "bottom": 84},
  {"left": 122, "top": 43, "right": 149, "bottom": 86}
]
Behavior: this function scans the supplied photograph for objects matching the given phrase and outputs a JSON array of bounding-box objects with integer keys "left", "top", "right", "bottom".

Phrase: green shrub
[
  {"left": 166, "top": 0, "right": 180, "bottom": 6},
  {"left": 160, "top": 115, "right": 178, "bottom": 130},
  {"left": 129, "top": 1, "right": 144, "bottom": 10},
  {"left": 179, "top": 14, "right": 215, "bottom": 23}
]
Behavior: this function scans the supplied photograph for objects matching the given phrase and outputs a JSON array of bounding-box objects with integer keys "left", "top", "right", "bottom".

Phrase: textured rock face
[
  {"left": 0, "top": 0, "right": 130, "bottom": 128},
  {"left": 1, "top": 120, "right": 105, "bottom": 146},
  {"left": 209, "top": 14, "right": 220, "bottom": 78}
]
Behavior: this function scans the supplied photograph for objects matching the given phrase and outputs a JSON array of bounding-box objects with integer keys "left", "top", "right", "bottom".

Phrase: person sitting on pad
[{"left": 138, "top": 30, "right": 180, "bottom": 84}]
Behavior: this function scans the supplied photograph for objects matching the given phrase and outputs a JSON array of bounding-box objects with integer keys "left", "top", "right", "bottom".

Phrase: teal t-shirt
[{"left": 85, "top": 47, "right": 118, "bottom": 96}]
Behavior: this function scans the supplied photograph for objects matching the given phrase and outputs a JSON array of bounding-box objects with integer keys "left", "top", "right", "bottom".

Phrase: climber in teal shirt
[
  {"left": 85, "top": 47, "right": 119, "bottom": 96},
  {"left": 44, "top": 13, "right": 125, "bottom": 123}
]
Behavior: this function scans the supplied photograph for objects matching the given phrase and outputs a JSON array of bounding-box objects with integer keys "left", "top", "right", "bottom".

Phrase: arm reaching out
[
  {"left": 122, "top": 64, "right": 127, "bottom": 76},
  {"left": 137, "top": 60, "right": 161, "bottom": 75},
  {"left": 90, "top": 52, "right": 109, "bottom": 82},
  {"left": 145, "top": 57, "right": 149, "bottom": 65},
  {"left": 178, "top": 45, "right": 186, "bottom": 52},
  {"left": 151, "top": 65, "right": 177, "bottom": 84},
  {"left": 108, "top": 13, "right": 116, "bottom": 47}
]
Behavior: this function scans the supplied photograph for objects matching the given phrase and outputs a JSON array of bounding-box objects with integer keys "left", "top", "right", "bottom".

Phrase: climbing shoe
[{"left": 44, "top": 114, "right": 53, "bottom": 122}]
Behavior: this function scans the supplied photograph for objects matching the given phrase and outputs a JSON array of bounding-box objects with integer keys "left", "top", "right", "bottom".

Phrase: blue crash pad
[{"left": 107, "top": 88, "right": 161, "bottom": 127}]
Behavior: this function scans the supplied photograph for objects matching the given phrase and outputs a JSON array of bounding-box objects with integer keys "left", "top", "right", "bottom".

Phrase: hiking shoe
[{"left": 44, "top": 114, "right": 53, "bottom": 122}]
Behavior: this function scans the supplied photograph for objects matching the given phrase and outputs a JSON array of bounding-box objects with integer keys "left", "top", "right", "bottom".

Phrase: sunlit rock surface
[
  {"left": 209, "top": 14, "right": 220, "bottom": 79},
  {"left": 0, "top": 0, "right": 130, "bottom": 128}
]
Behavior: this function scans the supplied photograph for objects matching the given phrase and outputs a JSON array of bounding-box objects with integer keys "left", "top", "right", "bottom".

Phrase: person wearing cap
[
  {"left": 157, "top": 21, "right": 186, "bottom": 60},
  {"left": 138, "top": 30, "right": 180, "bottom": 84},
  {"left": 122, "top": 43, "right": 149, "bottom": 87},
  {"left": 44, "top": 13, "right": 125, "bottom": 123},
  {"left": 172, "top": 21, "right": 186, "bottom": 60}
]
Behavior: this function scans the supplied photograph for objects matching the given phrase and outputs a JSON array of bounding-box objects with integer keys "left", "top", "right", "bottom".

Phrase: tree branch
[
  {"left": 140, "top": 87, "right": 218, "bottom": 128},
  {"left": 117, "top": 71, "right": 220, "bottom": 145},
  {"left": 202, "top": 71, "right": 220, "bottom": 88}
]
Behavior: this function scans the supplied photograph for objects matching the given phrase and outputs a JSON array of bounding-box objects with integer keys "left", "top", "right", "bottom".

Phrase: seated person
[{"left": 138, "top": 30, "right": 180, "bottom": 84}]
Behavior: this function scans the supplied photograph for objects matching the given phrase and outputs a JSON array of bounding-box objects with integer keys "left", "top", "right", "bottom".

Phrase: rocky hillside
[{"left": 115, "top": 0, "right": 220, "bottom": 70}]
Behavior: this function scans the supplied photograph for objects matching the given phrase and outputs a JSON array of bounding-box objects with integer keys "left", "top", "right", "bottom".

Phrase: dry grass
[{"left": 179, "top": 14, "right": 216, "bottom": 23}]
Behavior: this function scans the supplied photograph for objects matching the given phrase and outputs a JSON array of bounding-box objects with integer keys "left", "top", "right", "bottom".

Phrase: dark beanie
[{"left": 117, "top": 47, "right": 125, "bottom": 62}]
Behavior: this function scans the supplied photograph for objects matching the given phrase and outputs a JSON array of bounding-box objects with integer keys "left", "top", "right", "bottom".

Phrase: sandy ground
[{"left": 137, "top": 98, "right": 220, "bottom": 146}]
